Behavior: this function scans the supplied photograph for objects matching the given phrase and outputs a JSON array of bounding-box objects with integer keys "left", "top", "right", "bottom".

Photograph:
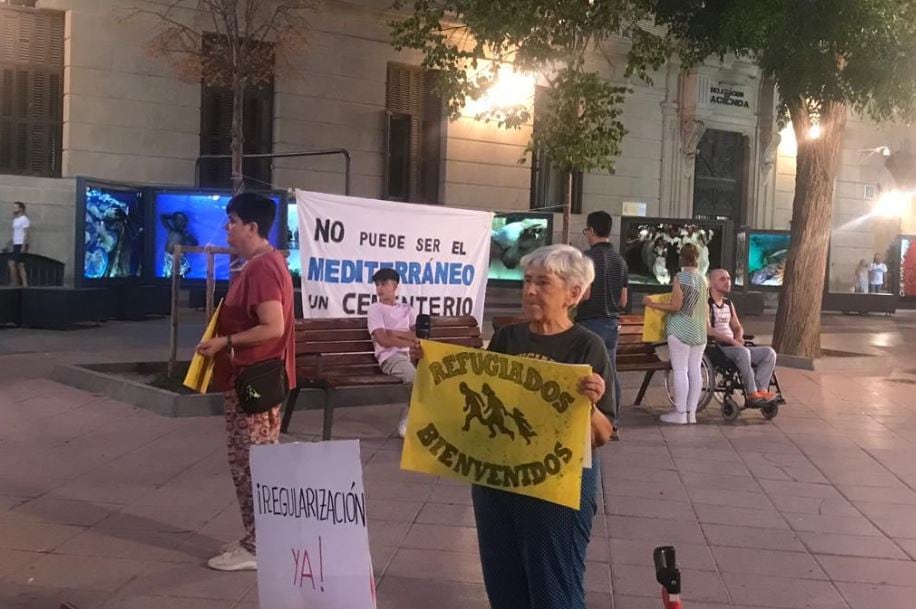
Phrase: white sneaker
[
  {"left": 397, "top": 411, "right": 408, "bottom": 439},
  {"left": 687, "top": 412, "right": 697, "bottom": 424},
  {"left": 660, "top": 412, "right": 689, "bottom": 425},
  {"left": 207, "top": 546, "right": 257, "bottom": 571}
]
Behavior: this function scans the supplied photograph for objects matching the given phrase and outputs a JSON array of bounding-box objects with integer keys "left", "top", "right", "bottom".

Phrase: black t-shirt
[{"left": 488, "top": 323, "right": 617, "bottom": 418}]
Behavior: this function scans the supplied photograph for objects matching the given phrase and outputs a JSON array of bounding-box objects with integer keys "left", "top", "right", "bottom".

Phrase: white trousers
[{"left": 668, "top": 335, "right": 705, "bottom": 414}]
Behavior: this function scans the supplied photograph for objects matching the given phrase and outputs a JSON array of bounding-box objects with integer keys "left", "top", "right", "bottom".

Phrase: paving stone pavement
[{"left": 2, "top": 311, "right": 916, "bottom": 608}]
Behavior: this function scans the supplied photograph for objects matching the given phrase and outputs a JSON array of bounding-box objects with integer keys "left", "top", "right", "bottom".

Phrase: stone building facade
[{"left": 1, "top": 0, "right": 914, "bottom": 289}]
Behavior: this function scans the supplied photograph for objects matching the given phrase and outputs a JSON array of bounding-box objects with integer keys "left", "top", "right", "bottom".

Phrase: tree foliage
[
  {"left": 646, "top": 0, "right": 916, "bottom": 126},
  {"left": 638, "top": 0, "right": 916, "bottom": 357},
  {"left": 132, "top": 0, "right": 314, "bottom": 88},
  {"left": 390, "top": 0, "right": 657, "bottom": 173},
  {"left": 132, "top": 0, "right": 315, "bottom": 192}
]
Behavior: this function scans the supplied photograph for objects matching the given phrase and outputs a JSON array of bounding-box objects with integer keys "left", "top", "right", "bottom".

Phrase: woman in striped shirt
[{"left": 643, "top": 243, "right": 709, "bottom": 424}]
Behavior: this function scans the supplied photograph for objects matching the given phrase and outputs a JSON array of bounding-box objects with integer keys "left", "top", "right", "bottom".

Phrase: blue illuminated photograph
[
  {"left": 287, "top": 202, "right": 301, "bottom": 278},
  {"left": 153, "top": 191, "right": 281, "bottom": 280},
  {"left": 488, "top": 214, "right": 551, "bottom": 282},
  {"left": 83, "top": 185, "right": 145, "bottom": 280},
  {"left": 748, "top": 232, "right": 791, "bottom": 287}
]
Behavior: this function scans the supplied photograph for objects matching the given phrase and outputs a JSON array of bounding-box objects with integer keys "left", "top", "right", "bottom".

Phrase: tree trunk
[
  {"left": 231, "top": 78, "right": 245, "bottom": 195},
  {"left": 562, "top": 170, "right": 572, "bottom": 244},
  {"left": 772, "top": 99, "right": 847, "bottom": 358}
]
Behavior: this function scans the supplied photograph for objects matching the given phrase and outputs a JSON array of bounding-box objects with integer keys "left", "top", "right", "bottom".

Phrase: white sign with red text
[{"left": 251, "top": 440, "right": 375, "bottom": 609}]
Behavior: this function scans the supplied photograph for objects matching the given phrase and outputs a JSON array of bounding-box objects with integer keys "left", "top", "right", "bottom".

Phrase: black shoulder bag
[{"left": 234, "top": 333, "right": 290, "bottom": 414}]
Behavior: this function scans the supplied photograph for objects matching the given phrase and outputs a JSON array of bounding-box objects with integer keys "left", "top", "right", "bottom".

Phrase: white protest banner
[
  {"left": 251, "top": 440, "right": 375, "bottom": 609},
  {"left": 295, "top": 190, "right": 493, "bottom": 323}
]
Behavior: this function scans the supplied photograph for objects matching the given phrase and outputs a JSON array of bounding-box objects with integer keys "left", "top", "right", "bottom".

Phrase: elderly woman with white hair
[{"left": 475, "top": 243, "right": 615, "bottom": 609}]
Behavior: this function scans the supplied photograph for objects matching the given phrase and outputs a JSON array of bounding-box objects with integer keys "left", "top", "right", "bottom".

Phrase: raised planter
[
  {"left": 51, "top": 362, "right": 223, "bottom": 417},
  {"left": 51, "top": 361, "right": 411, "bottom": 420},
  {"left": 776, "top": 348, "right": 894, "bottom": 373}
]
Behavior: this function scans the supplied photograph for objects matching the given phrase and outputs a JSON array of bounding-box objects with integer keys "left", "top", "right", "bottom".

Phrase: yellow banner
[
  {"left": 183, "top": 300, "right": 222, "bottom": 394},
  {"left": 400, "top": 340, "right": 593, "bottom": 510},
  {"left": 642, "top": 292, "right": 672, "bottom": 343}
]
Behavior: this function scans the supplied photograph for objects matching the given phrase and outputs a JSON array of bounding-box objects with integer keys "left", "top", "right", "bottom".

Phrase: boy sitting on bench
[{"left": 367, "top": 268, "right": 419, "bottom": 438}]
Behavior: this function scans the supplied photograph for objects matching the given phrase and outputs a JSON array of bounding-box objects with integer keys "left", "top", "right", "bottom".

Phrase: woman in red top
[{"left": 197, "top": 192, "right": 295, "bottom": 572}]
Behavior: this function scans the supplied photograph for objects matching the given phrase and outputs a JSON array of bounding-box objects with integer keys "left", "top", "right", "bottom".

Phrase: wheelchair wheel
[
  {"left": 761, "top": 403, "right": 779, "bottom": 420},
  {"left": 665, "top": 355, "right": 715, "bottom": 413},
  {"left": 721, "top": 397, "right": 741, "bottom": 422}
]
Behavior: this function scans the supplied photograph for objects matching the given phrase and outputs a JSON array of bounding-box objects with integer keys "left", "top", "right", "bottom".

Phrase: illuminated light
[
  {"left": 464, "top": 63, "right": 536, "bottom": 117},
  {"left": 807, "top": 124, "right": 822, "bottom": 140},
  {"left": 777, "top": 124, "right": 797, "bottom": 155},
  {"left": 875, "top": 189, "right": 912, "bottom": 218},
  {"left": 211, "top": 195, "right": 221, "bottom": 201}
]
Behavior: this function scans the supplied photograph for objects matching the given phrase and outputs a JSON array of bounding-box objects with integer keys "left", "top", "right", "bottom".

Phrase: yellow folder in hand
[
  {"left": 183, "top": 300, "right": 223, "bottom": 393},
  {"left": 642, "top": 293, "right": 672, "bottom": 343}
]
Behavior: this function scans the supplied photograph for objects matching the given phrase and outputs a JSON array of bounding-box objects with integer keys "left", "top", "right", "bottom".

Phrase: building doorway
[{"left": 693, "top": 129, "right": 747, "bottom": 223}]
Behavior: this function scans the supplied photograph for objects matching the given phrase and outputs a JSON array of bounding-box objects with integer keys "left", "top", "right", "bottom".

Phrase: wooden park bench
[
  {"left": 616, "top": 314, "right": 670, "bottom": 406},
  {"left": 492, "top": 314, "right": 669, "bottom": 406},
  {"left": 282, "top": 315, "right": 483, "bottom": 439}
]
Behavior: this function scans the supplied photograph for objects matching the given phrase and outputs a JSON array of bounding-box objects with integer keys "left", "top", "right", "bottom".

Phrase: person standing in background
[
  {"left": 868, "top": 253, "right": 888, "bottom": 293},
  {"left": 196, "top": 193, "right": 294, "bottom": 572},
  {"left": 643, "top": 243, "right": 708, "bottom": 425},
  {"left": 854, "top": 259, "right": 869, "bottom": 294},
  {"left": 6, "top": 202, "right": 30, "bottom": 287},
  {"left": 575, "top": 211, "right": 627, "bottom": 440}
]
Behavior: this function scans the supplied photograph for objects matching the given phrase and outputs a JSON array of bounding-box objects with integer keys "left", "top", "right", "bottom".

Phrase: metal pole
[
  {"left": 563, "top": 171, "right": 572, "bottom": 244},
  {"left": 206, "top": 246, "right": 215, "bottom": 323},
  {"left": 168, "top": 244, "right": 182, "bottom": 378},
  {"left": 195, "top": 149, "right": 352, "bottom": 195}
]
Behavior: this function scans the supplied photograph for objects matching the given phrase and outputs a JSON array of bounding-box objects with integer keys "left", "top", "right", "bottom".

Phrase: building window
[
  {"left": 530, "top": 150, "right": 583, "bottom": 213},
  {"left": 693, "top": 128, "right": 748, "bottom": 223},
  {"left": 529, "top": 89, "right": 582, "bottom": 213},
  {"left": 198, "top": 37, "right": 274, "bottom": 189},
  {"left": 0, "top": 5, "right": 63, "bottom": 177},
  {"left": 384, "top": 63, "right": 443, "bottom": 203}
]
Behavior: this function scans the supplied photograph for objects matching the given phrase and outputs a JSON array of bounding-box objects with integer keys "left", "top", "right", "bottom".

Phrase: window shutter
[
  {"left": 199, "top": 86, "right": 234, "bottom": 187},
  {"left": 387, "top": 63, "right": 423, "bottom": 201},
  {"left": 242, "top": 84, "right": 273, "bottom": 187},
  {"left": 198, "top": 36, "right": 274, "bottom": 190},
  {"left": 385, "top": 63, "right": 441, "bottom": 203},
  {"left": 0, "top": 5, "right": 63, "bottom": 177}
]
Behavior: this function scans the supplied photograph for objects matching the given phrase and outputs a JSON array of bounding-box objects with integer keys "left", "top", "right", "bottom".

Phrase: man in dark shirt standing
[{"left": 576, "top": 211, "right": 628, "bottom": 437}]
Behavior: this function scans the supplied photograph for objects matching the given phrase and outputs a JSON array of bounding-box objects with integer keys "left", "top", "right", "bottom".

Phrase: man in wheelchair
[{"left": 707, "top": 269, "right": 779, "bottom": 407}]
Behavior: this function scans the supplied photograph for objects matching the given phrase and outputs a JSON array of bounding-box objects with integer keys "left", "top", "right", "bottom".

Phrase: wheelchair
[{"left": 664, "top": 338, "right": 785, "bottom": 421}]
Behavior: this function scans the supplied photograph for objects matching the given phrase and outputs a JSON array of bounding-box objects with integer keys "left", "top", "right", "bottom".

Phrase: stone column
[
  {"left": 675, "top": 69, "right": 703, "bottom": 218},
  {"left": 658, "top": 60, "right": 681, "bottom": 217},
  {"left": 754, "top": 77, "right": 779, "bottom": 228}
]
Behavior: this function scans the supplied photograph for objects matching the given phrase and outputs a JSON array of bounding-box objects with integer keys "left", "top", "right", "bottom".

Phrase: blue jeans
[
  {"left": 578, "top": 317, "right": 621, "bottom": 424},
  {"left": 472, "top": 458, "right": 600, "bottom": 609}
]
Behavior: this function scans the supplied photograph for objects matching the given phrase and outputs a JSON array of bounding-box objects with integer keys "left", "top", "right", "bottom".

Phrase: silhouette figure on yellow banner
[
  {"left": 480, "top": 384, "right": 516, "bottom": 440},
  {"left": 460, "top": 382, "right": 538, "bottom": 442},
  {"left": 507, "top": 408, "right": 538, "bottom": 445},
  {"left": 460, "top": 382, "right": 489, "bottom": 432}
]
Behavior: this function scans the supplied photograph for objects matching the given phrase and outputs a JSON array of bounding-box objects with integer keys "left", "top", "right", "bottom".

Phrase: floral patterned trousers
[{"left": 223, "top": 391, "right": 281, "bottom": 554}]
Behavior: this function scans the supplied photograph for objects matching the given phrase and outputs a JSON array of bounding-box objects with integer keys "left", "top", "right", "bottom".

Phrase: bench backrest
[
  {"left": 493, "top": 314, "right": 661, "bottom": 366},
  {"left": 294, "top": 315, "right": 482, "bottom": 383},
  {"left": 494, "top": 315, "right": 649, "bottom": 342},
  {"left": 617, "top": 314, "right": 661, "bottom": 366}
]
